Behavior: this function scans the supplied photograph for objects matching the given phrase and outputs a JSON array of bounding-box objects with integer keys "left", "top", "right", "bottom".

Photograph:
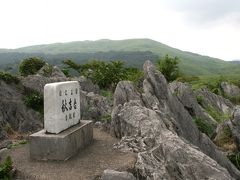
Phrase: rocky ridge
[{"left": 110, "top": 61, "right": 240, "bottom": 179}]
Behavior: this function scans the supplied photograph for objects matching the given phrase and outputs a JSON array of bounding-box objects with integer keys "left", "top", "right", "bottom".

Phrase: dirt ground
[{"left": 6, "top": 128, "right": 136, "bottom": 180}]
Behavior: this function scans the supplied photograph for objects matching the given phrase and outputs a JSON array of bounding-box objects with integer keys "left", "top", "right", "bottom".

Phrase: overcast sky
[{"left": 0, "top": 0, "right": 239, "bottom": 60}]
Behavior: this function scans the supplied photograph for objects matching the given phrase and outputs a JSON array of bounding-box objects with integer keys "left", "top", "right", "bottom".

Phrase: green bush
[
  {"left": 42, "top": 64, "right": 53, "bottom": 77},
  {"left": 100, "top": 114, "right": 111, "bottom": 123},
  {"left": 156, "top": 54, "right": 180, "bottom": 82},
  {"left": 24, "top": 91, "right": 43, "bottom": 114},
  {"left": 0, "top": 156, "right": 13, "bottom": 179},
  {"left": 0, "top": 71, "right": 19, "bottom": 84},
  {"left": 19, "top": 57, "right": 46, "bottom": 76},
  {"left": 193, "top": 117, "right": 214, "bottom": 137}
]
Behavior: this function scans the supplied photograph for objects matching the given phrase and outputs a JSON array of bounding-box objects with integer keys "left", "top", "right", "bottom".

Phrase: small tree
[
  {"left": 157, "top": 55, "right": 180, "bottom": 82},
  {"left": 19, "top": 57, "right": 46, "bottom": 76}
]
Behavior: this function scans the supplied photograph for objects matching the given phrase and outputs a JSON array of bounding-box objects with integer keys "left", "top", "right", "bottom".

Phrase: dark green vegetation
[
  {"left": 157, "top": 55, "right": 180, "bottom": 82},
  {"left": 193, "top": 117, "right": 214, "bottom": 137},
  {"left": 63, "top": 60, "right": 143, "bottom": 90},
  {"left": 0, "top": 71, "right": 19, "bottom": 84},
  {"left": 24, "top": 91, "right": 43, "bottom": 114},
  {"left": 19, "top": 57, "right": 45, "bottom": 76},
  {"left": 6, "top": 140, "right": 28, "bottom": 149},
  {"left": 228, "top": 153, "right": 240, "bottom": 170},
  {"left": 0, "top": 39, "right": 240, "bottom": 76},
  {"left": 0, "top": 156, "right": 13, "bottom": 179}
]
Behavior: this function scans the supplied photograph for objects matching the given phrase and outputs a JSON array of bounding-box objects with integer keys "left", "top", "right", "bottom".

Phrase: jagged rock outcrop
[
  {"left": 80, "top": 91, "right": 111, "bottom": 122},
  {"left": 22, "top": 67, "right": 110, "bottom": 121},
  {"left": 0, "top": 80, "right": 42, "bottom": 141},
  {"left": 212, "top": 106, "right": 240, "bottom": 154},
  {"left": 221, "top": 82, "right": 240, "bottom": 98},
  {"left": 21, "top": 72, "right": 68, "bottom": 94},
  {"left": 101, "top": 169, "right": 136, "bottom": 180},
  {"left": 111, "top": 61, "right": 240, "bottom": 179},
  {"left": 195, "top": 87, "right": 234, "bottom": 115},
  {"left": 73, "top": 76, "right": 100, "bottom": 94},
  {"left": 169, "top": 81, "right": 217, "bottom": 128},
  {"left": 37, "top": 64, "right": 67, "bottom": 78}
]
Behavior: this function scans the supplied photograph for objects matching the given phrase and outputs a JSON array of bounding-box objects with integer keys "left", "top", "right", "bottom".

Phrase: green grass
[
  {"left": 228, "top": 153, "right": 240, "bottom": 170},
  {"left": 193, "top": 117, "right": 214, "bottom": 137},
  {"left": 206, "top": 106, "right": 230, "bottom": 123},
  {"left": 0, "top": 156, "right": 13, "bottom": 179},
  {"left": 7, "top": 140, "right": 28, "bottom": 149}
]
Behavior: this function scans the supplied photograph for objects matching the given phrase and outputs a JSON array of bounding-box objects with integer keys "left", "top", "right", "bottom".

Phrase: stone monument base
[{"left": 29, "top": 120, "right": 93, "bottom": 161}]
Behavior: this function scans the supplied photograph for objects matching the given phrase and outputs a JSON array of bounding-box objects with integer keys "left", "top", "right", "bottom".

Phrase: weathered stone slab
[
  {"left": 29, "top": 120, "right": 93, "bottom": 161},
  {"left": 44, "top": 81, "right": 80, "bottom": 134}
]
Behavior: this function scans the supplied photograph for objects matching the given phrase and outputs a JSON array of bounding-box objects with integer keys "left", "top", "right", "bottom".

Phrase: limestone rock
[
  {"left": 80, "top": 91, "right": 111, "bottom": 122},
  {"left": 113, "top": 81, "right": 142, "bottom": 107},
  {"left": 101, "top": 169, "right": 136, "bottom": 180},
  {"left": 0, "top": 80, "right": 42, "bottom": 140},
  {"left": 73, "top": 76, "right": 100, "bottom": 94},
  {"left": 21, "top": 74, "right": 68, "bottom": 94},
  {"left": 110, "top": 60, "right": 240, "bottom": 179},
  {"left": 195, "top": 87, "right": 234, "bottom": 115},
  {"left": 136, "top": 131, "right": 234, "bottom": 180},
  {"left": 37, "top": 64, "right": 66, "bottom": 78},
  {"left": 169, "top": 81, "right": 217, "bottom": 128},
  {"left": 221, "top": 82, "right": 240, "bottom": 98}
]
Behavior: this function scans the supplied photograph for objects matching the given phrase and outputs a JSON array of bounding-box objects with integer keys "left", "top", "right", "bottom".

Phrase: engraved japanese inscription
[{"left": 44, "top": 81, "right": 80, "bottom": 134}]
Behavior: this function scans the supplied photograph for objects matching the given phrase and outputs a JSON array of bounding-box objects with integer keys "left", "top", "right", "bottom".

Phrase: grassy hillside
[{"left": 1, "top": 39, "right": 240, "bottom": 76}]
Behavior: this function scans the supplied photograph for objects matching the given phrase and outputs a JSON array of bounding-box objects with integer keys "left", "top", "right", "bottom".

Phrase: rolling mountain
[{"left": 0, "top": 39, "right": 240, "bottom": 76}]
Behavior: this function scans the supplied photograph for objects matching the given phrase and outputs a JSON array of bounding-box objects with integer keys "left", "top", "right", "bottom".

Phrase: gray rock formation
[
  {"left": 37, "top": 64, "right": 66, "bottom": 78},
  {"left": 195, "top": 87, "right": 234, "bottom": 115},
  {"left": 221, "top": 82, "right": 240, "bottom": 98},
  {"left": 21, "top": 74, "right": 68, "bottom": 94},
  {"left": 80, "top": 91, "right": 111, "bottom": 122},
  {"left": 102, "top": 169, "right": 136, "bottom": 180},
  {"left": 73, "top": 76, "right": 100, "bottom": 94},
  {"left": 0, "top": 80, "right": 42, "bottom": 141},
  {"left": 111, "top": 60, "right": 240, "bottom": 179},
  {"left": 169, "top": 81, "right": 217, "bottom": 128}
]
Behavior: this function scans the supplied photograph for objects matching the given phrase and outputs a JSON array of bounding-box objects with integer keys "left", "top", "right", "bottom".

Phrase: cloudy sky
[{"left": 0, "top": 0, "right": 239, "bottom": 60}]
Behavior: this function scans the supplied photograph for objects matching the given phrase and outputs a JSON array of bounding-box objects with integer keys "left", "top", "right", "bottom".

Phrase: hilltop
[{"left": 0, "top": 38, "right": 240, "bottom": 76}]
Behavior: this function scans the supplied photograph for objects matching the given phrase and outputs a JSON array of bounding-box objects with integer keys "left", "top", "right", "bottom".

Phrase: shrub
[
  {"left": 24, "top": 91, "right": 43, "bottom": 114},
  {"left": 19, "top": 57, "right": 46, "bottom": 76},
  {"left": 156, "top": 54, "right": 180, "bottom": 82},
  {"left": 193, "top": 117, "right": 214, "bottom": 137},
  {"left": 0, "top": 156, "right": 13, "bottom": 179},
  {"left": 41, "top": 64, "right": 53, "bottom": 77},
  {"left": 100, "top": 114, "right": 112, "bottom": 123},
  {"left": 0, "top": 71, "right": 19, "bottom": 84}
]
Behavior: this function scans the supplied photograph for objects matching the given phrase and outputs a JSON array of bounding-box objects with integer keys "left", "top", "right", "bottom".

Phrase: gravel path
[{"left": 7, "top": 128, "right": 136, "bottom": 180}]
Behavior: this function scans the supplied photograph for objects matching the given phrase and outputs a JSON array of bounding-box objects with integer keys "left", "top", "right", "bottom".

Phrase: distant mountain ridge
[{"left": 0, "top": 38, "right": 240, "bottom": 76}]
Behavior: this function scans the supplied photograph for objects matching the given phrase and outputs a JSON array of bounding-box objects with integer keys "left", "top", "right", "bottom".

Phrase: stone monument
[{"left": 30, "top": 81, "right": 93, "bottom": 160}]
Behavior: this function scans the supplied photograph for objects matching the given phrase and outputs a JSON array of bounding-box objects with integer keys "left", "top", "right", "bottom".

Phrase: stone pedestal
[{"left": 30, "top": 120, "right": 93, "bottom": 161}]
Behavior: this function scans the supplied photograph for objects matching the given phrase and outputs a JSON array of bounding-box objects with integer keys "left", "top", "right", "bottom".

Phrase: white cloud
[{"left": 0, "top": 0, "right": 239, "bottom": 60}]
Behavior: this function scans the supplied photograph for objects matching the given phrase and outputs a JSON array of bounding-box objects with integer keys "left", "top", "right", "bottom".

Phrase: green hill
[{"left": 1, "top": 39, "right": 240, "bottom": 76}]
